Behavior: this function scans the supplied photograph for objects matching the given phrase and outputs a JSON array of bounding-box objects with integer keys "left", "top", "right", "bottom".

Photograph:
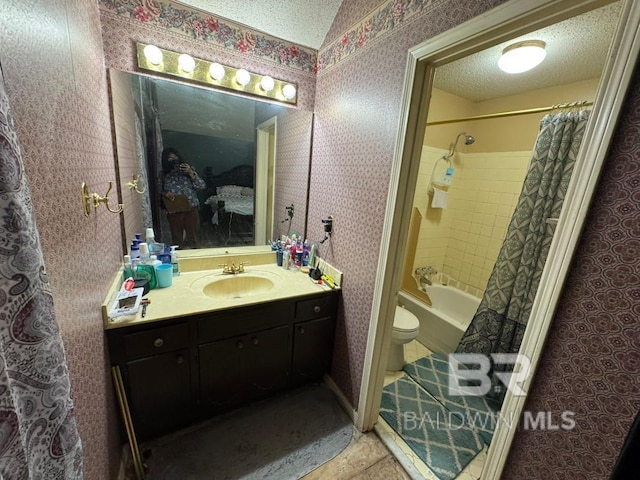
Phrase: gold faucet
[{"left": 219, "top": 261, "right": 247, "bottom": 274}]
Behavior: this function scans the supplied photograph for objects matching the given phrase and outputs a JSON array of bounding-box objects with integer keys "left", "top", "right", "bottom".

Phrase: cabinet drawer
[
  {"left": 123, "top": 323, "right": 189, "bottom": 360},
  {"left": 198, "top": 302, "right": 290, "bottom": 343},
  {"left": 295, "top": 294, "right": 337, "bottom": 321}
]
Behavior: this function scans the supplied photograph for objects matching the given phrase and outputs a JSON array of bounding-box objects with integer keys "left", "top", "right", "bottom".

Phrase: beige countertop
[{"left": 103, "top": 259, "right": 341, "bottom": 330}]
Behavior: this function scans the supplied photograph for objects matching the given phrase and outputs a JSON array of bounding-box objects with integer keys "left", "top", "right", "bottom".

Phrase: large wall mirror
[{"left": 109, "top": 68, "right": 313, "bottom": 254}]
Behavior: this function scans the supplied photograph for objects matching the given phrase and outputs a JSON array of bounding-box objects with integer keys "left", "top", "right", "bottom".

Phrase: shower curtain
[
  {"left": 0, "top": 65, "right": 82, "bottom": 477},
  {"left": 455, "top": 109, "right": 590, "bottom": 406}
]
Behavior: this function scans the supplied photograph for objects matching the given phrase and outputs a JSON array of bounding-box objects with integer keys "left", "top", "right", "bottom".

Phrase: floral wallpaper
[
  {"left": 318, "top": 0, "right": 446, "bottom": 72},
  {"left": 99, "top": 0, "right": 318, "bottom": 72}
]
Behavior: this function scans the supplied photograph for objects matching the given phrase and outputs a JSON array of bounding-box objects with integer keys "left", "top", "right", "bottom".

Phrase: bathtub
[{"left": 398, "top": 285, "right": 481, "bottom": 354}]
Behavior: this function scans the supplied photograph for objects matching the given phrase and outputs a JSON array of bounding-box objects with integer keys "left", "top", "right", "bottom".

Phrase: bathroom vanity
[{"left": 103, "top": 258, "right": 341, "bottom": 441}]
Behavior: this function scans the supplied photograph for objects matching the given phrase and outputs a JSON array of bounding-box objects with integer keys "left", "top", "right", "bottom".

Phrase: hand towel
[{"left": 431, "top": 186, "right": 448, "bottom": 209}]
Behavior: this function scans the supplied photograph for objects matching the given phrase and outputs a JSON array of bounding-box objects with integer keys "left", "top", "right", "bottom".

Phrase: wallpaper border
[{"left": 98, "top": 0, "right": 318, "bottom": 72}]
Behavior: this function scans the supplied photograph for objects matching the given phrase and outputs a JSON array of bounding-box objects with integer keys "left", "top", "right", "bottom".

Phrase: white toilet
[{"left": 388, "top": 306, "right": 420, "bottom": 371}]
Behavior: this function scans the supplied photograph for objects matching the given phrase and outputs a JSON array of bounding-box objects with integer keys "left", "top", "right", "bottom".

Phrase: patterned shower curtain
[
  {"left": 0, "top": 65, "right": 83, "bottom": 477},
  {"left": 455, "top": 109, "right": 590, "bottom": 406}
]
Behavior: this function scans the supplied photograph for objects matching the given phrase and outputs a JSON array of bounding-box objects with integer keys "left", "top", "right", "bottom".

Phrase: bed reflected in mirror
[{"left": 109, "top": 68, "right": 313, "bottom": 253}]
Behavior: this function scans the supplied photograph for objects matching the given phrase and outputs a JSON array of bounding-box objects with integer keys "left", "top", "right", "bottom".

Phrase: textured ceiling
[
  {"left": 174, "top": 0, "right": 343, "bottom": 49},
  {"left": 434, "top": 1, "right": 623, "bottom": 101},
  {"left": 172, "top": 0, "right": 621, "bottom": 102}
]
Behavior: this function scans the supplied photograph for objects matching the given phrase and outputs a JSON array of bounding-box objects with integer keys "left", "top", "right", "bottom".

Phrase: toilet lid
[{"left": 394, "top": 306, "right": 419, "bottom": 331}]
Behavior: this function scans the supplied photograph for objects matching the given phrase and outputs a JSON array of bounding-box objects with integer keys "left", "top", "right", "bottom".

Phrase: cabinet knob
[
  {"left": 313, "top": 305, "right": 321, "bottom": 313},
  {"left": 176, "top": 355, "right": 184, "bottom": 364},
  {"left": 236, "top": 341, "right": 244, "bottom": 349},
  {"left": 252, "top": 337, "right": 259, "bottom": 346},
  {"left": 298, "top": 327, "right": 305, "bottom": 335},
  {"left": 153, "top": 338, "right": 164, "bottom": 348}
]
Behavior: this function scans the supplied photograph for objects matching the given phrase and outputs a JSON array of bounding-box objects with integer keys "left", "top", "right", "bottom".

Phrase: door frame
[
  {"left": 357, "top": 0, "right": 640, "bottom": 478},
  {"left": 256, "top": 116, "right": 277, "bottom": 245}
]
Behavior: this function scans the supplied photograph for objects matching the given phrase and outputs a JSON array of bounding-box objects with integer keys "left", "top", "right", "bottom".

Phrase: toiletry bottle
[
  {"left": 308, "top": 244, "right": 317, "bottom": 267},
  {"left": 302, "top": 239, "right": 310, "bottom": 267},
  {"left": 282, "top": 246, "right": 291, "bottom": 270},
  {"left": 295, "top": 240, "right": 303, "bottom": 267},
  {"left": 442, "top": 167, "right": 455, "bottom": 185},
  {"left": 170, "top": 245, "right": 180, "bottom": 276},
  {"left": 138, "top": 242, "right": 150, "bottom": 264},
  {"left": 136, "top": 251, "right": 157, "bottom": 289},
  {"left": 145, "top": 227, "right": 155, "bottom": 245},
  {"left": 130, "top": 242, "right": 140, "bottom": 262},
  {"left": 136, "top": 263, "right": 157, "bottom": 289},
  {"left": 123, "top": 255, "right": 134, "bottom": 282},
  {"left": 149, "top": 255, "right": 162, "bottom": 267}
]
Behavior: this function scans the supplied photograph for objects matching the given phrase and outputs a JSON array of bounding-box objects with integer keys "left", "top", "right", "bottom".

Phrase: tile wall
[{"left": 412, "top": 146, "right": 530, "bottom": 294}]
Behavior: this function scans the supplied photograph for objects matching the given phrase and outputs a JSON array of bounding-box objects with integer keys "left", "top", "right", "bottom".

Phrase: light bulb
[
  {"left": 498, "top": 40, "right": 546, "bottom": 74},
  {"left": 178, "top": 54, "right": 196, "bottom": 73},
  {"left": 282, "top": 84, "right": 297, "bottom": 100},
  {"left": 209, "top": 63, "right": 225, "bottom": 81},
  {"left": 143, "top": 45, "right": 163, "bottom": 66},
  {"left": 260, "top": 76, "right": 275, "bottom": 92},
  {"left": 235, "top": 69, "right": 251, "bottom": 86}
]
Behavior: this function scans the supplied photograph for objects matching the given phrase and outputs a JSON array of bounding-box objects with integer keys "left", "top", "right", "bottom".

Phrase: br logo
[{"left": 447, "top": 353, "right": 531, "bottom": 397}]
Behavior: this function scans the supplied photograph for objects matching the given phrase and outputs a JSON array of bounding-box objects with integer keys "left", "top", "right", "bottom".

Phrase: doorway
[{"left": 357, "top": 0, "right": 640, "bottom": 478}]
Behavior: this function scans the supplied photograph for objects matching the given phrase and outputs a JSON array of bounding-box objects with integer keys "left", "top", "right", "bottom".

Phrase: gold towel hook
[
  {"left": 81, "top": 181, "right": 124, "bottom": 216},
  {"left": 127, "top": 174, "right": 147, "bottom": 194}
]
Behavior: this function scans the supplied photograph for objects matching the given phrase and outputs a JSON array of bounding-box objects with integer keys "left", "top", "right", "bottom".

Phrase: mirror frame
[
  {"left": 109, "top": 68, "right": 313, "bottom": 256},
  {"left": 359, "top": 0, "right": 639, "bottom": 478}
]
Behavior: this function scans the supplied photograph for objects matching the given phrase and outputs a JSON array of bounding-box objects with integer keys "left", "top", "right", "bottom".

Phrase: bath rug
[
  {"left": 403, "top": 352, "right": 496, "bottom": 443},
  {"left": 140, "top": 383, "right": 352, "bottom": 479},
  {"left": 380, "top": 375, "right": 485, "bottom": 480}
]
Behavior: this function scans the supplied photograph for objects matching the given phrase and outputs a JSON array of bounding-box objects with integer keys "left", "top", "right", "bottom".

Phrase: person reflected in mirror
[{"left": 161, "top": 147, "right": 206, "bottom": 249}]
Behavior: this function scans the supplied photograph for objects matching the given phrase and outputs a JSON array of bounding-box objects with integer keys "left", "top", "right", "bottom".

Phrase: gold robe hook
[
  {"left": 81, "top": 181, "right": 123, "bottom": 216},
  {"left": 127, "top": 174, "right": 147, "bottom": 194}
]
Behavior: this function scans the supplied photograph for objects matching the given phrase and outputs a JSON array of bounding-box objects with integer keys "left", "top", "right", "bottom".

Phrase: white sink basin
[{"left": 202, "top": 275, "right": 275, "bottom": 299}]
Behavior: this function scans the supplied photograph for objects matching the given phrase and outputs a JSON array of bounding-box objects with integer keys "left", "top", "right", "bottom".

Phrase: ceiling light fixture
[
  {"left": 498, "top": 40, "right": 546, "bottom": 74},
  {"left": 135, "top": 43, "right": 298, "bottom": 105}
]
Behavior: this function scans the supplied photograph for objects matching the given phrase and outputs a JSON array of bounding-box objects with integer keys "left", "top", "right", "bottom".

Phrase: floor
[
  {"left": 122, "top": 341, "right": 484, "bottom": 480},
  {"left": 378, "top": 340, "right": 486, "bottom": 480},
  {"left": 301, "top": 428, "right": 411, "bottom": 480}
]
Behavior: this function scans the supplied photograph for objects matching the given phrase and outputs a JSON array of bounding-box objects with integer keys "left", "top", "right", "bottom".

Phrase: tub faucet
[{"left": 415, "top": 266, "right": 437, "bottom": 287}]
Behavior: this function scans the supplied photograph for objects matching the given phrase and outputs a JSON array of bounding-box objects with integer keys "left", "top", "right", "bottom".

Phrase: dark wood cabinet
[
  {"left": 292, "top": 317, "right": 334, "bottom": 385},
  {"left": 199, "top": 325, "right": 289, "bottom": 409},
  {"left": 106, "top": 290, "right": 339, "bottom": 441},
  {"left": 127, "top": 348, "right": 191, "bottom": 440}
]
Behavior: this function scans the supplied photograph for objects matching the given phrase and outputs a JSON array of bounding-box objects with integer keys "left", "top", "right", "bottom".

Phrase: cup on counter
[
  {"left": 155, "top": 263, "right": 173, "bottom": 288},
  {"left": 276, "top": 249, "right": 284, "bottom": 266}
]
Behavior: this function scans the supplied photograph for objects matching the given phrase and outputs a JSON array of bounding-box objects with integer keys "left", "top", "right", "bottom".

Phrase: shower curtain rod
[{"left": 426, "top": 101, "right": 593, "bottom": 127}]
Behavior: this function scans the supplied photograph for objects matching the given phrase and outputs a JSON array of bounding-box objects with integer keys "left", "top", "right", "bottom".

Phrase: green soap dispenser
[{"left": 135, "top": 263, "right": 157, "bottom": 289}]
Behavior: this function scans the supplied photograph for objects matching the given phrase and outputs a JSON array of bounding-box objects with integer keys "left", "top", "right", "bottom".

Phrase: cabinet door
[
  {"left": 244, "top": 325, "right": 290, "bottom": 395},
  {"left": 199, "top": 325, "right": 289, "bottom": 411},
  {"left": 126, "top": 348, "right": 191, "bottom": 441},
  {"left": 198, "top": 334, "right": 249, "bottom": 409},
  {"left": 292, "top": 316, "right": 334, "bottom": 384}
]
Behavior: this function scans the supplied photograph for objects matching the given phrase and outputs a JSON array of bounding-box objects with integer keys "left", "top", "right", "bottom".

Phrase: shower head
[{"left": 444, "top": 132, "right": 475, "bottom": 159}]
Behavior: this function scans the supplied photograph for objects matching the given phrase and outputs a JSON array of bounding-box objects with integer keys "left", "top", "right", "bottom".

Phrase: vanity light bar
[{"left": 136, "top": 43, "right": 298, "bottom": 105}]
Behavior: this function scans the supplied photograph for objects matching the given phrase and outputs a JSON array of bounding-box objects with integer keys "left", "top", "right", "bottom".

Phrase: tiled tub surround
[{"left": 412, "top": 146, "right": 530, "bottom": 296}]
